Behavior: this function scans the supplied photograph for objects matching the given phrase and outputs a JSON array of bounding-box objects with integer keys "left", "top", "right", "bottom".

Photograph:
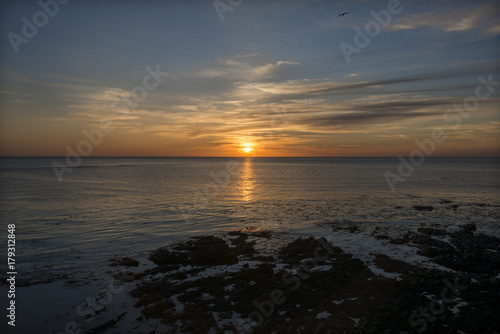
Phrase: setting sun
[{"left": 242, "top": 143, "right": 253, "bottom": 153}]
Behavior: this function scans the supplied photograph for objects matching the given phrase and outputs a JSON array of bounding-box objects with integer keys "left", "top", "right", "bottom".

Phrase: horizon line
[{"left": 1, "top": 156, "right": 499, "bottom": 159}]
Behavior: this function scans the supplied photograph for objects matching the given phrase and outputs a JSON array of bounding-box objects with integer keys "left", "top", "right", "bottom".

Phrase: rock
[
  {"left": 148, "top": 249, "right": 184, "bottom": 266},
  {"left": 278, "top": 237, "right": 343, "bottom": 263},
  {"left": 182, "top": 236, "right": 239, "bottom": 266},
  {"left": 413, "top": 205, "right": 434, "bottom": 211},
  {"left": 130, "top": 232, "right": 500, "bottom": 334},
  {"left": 254, "top": 231, "right": 272, "bottom": 238},
  {"left": 150, "top": 236, "right": 238, "bottom": 266},
  {"left": 389, "top": 233, "right": 410, "bottom": 245},
  {"left": 410, "top": 233, "right": 432, "bottom": 245},
  {"left": 230, "top": 234, "right": 255, "bottom": 257},
  {"left": 417, "top": 246, "right": 440, "bottom": 257},
  {"left": 347, "top": 225, "right": 359, "bottom": 233},
  {"left": 421, "top": 227, "right": 500, "bottom": 274},
  {"left": 460, "top": 223, "right": 477, "bottom": 232},
  {"left": 417, "top": 227, "right": 447, "bottom": 236},
  {"left": 109, "top": 257, "right": 140, "bottom": 267}
]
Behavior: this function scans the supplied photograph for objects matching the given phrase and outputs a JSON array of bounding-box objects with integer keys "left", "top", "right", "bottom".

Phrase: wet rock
[
  {"left": 148, "top": 249, "right": 185, "bottom": 267},
  {"left": 150, "top": 236, "right": 238, "bottom": 267},
  {"left": 109, "top": 257, "right": 140, "bottom": 267},
  {"left": 415, "top": 227, "right": 500, "bottom": 274},
  {"left": 373, "top": 253, "right": 445, "bottom": 278},
  {"left": 183, "top": 236, "right": 239, "bottom": 266},
  {"left": 230, "top": 234, "right": 255, "bottom": 257},
  {"left": 129, "top": 231, "right": 500, "bottom": 334},
  {"left": 413, "top": 205, "right": 434, "bottom": 211},
  {"left": 417, "top": 227, "right": 447, "bottom": 236},
  {"left": 417, "top": 246, "right": 440, "bottom": 257},
  {"left": 459, "top": 223, "right": 477, "bottom": 232},
  {"left": 347, "top": 224, "right": 359, "bottom": 233},
  {"left": 389, "top": 233, "right": 410, "bottom": 245},
  {"left": 278, "top": 237, "right": 343, "bottom": 263},
  {"left": 409, "top": 233, "right": 432, "bottom": 245}
]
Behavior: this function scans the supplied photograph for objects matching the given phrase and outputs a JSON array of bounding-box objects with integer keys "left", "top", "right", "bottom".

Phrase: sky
[{"left": 0, "top": 0, "right": 499, "bottom": 157}]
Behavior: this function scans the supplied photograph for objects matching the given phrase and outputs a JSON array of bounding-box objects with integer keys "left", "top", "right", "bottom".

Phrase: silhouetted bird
[{"left": 337, "top": 12, "right": 349, "bottom": 17}]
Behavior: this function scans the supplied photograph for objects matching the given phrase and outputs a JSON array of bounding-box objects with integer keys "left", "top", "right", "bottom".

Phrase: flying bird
[{"left": 337, "top": 12, "right": 349, "bottom": 17}]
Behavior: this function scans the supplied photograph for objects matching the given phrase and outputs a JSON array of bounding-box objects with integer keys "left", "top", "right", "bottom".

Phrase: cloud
[
  {"left": 300, "top": 110, "right": 441, "bottom": 128},
  {"left": 389, "top": 2, "right": 500, "bottom": 36},
  {"left": 190, "top": 55, "right": 299, "bottom": 81},
  {"left": 230, "top": 71, "right": 478, "bottom": 105},
  {"left": 245, "top": 61, "right": 500, "bottom": 105}
]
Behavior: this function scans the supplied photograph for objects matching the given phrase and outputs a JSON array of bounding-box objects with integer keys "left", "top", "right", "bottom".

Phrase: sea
[{"left": 1, "top": 157, "right": 499, "bottom": 333}]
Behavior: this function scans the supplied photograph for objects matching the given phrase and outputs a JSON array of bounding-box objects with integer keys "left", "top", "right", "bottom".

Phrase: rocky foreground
[{"left": 116, "top": 223, "right": 500, "bottom": 333}]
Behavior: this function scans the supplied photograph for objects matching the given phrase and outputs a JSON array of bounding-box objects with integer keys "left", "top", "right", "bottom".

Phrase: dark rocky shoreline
[{"left": 117, "top": 223, "right": 500, "bottom": 333}]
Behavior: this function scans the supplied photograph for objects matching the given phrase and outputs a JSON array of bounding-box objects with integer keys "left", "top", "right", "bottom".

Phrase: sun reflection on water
[{"left": 239, "top": 158, "right": 255, "bottom": 202}]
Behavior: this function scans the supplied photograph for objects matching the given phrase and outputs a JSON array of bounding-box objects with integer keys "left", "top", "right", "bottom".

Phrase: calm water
[
  {"left": 1, "top": 157, "right": 499, "bottom": 332},
  {"left": 1, "top": 157, "right": 499, "bottom": 278}
]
